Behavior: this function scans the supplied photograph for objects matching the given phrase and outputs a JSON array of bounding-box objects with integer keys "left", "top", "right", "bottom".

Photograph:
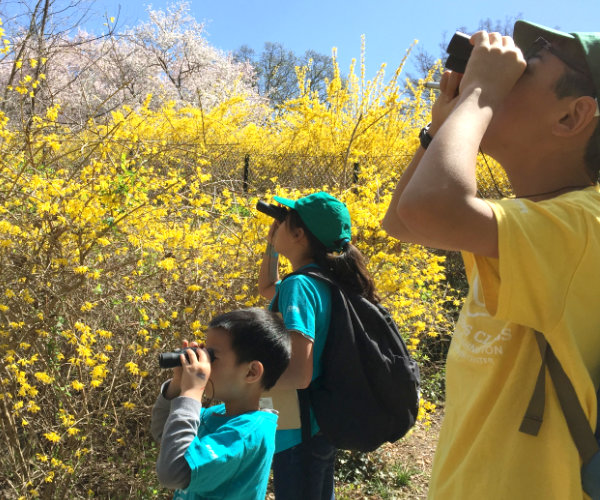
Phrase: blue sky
[{"left": 90, "top": 0, "right": 599, "bottom": 80}]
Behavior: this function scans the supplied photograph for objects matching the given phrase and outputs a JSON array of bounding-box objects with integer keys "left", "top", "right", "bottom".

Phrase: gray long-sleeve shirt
[{"left": 151, "top": 382, "right": 202, "bottom": 490}]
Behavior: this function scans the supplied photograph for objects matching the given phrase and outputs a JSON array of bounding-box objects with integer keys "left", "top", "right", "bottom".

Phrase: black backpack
[{"left": 273, "top": 268, "right": 420, "bottom": 452}]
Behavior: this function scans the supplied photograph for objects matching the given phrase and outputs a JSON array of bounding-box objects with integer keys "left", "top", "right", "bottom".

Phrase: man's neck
[
  {"left": 500, "top": 148, "right": 593, "bottom": 201},
  {"left": 515, "top": 183, "right": 594, "bottom": 201}
]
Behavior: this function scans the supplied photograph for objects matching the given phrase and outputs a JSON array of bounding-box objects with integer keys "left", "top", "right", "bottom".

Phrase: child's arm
[
  {"left": 150, "top": 340, "right": 198, "bottom": 442},
  {"left": 258, "top": 221, "right": 280, "bottom": 300},
  {"left": 155, "top": 397, "right": 202, "bottom": 490},
  {"left": 150, "top": 381, "right": 174, "bottom": 443},
  {"left": 155, "top": 347, "right": 211, "bottom": 490}
]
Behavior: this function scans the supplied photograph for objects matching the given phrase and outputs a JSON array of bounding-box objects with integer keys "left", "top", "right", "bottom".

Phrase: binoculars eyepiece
[
  {"left": 445, "top": 31, "right": 473, "bottom": 73},
  {"left": 256, "top": 201, "right": 287, "bottom": 222},
  {"left": 158, "top": 347, "right": 215, "bottom": 369}
]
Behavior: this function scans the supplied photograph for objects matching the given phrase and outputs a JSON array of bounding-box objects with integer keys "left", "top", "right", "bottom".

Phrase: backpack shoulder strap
[
  {"left": 520, "top": 330, "right": 598, "bottom": 464},
  {"left": 285, "top": 267, "right": 338, "bottom": 289},
  {"left": 519, "top": 332, "right": 548, "bottom": 436},
  {"left": 297, "top": 389, "right": 312, "bottom": 443},
  {"left": 271, "top": 267, "right": 335, "bottom": 311}
]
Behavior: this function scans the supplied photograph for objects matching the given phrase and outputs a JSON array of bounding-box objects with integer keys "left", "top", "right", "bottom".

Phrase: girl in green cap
[{"left": 258, "top": 191, "right": 380, "bottom": 500}]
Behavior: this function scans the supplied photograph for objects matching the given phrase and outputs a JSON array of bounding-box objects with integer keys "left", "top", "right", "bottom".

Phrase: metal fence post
[
  {"left": 243, "top": 154, "right": 250, "bottom": 193},
  {"left": 353, "top": 162, "right": 360, "bottom": 186}
]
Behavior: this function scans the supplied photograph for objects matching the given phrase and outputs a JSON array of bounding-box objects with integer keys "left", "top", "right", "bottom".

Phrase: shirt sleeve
[
  {"left": 155, "top": 396, "right": 202, "bottom": 490},
  {"left": 276, "top": 275, "right": 319, "bottom": 341},
  {"left": 150, "top": 380, "right": 174, "bottom": 443},
  {"left": 477, "top": 197, "right": 589, "bottom": 331}
]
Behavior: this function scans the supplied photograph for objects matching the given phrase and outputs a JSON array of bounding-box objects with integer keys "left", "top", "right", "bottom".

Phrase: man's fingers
[{"left": 487, "top": 32, "right": 503, "bottom": 45}]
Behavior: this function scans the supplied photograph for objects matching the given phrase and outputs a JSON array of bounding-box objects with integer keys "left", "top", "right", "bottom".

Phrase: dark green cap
[
  {"left": 273, "top": 192, "right": 352, "bottom": 252},
  {"left": 513, "top": 20, "right": 600, "bottom": 101}
]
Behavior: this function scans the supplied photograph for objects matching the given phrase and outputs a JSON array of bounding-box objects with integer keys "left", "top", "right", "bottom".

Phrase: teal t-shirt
[
  {"left": 175, "top": 404, "right": 278, "bottom": 500},
  {"left": 270, "top": 264, "right": 331, "bottom": 452}
]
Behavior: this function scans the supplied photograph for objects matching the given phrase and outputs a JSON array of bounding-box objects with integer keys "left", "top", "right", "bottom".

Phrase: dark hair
[
  {"left": 287, "top": 209, "right": 381, "bottom": 304},
  {"left": 552, "top": 43, "right": 600, "bottom": 182},
  {"left": 208, "top": 308, "right": 291, "bottom": 390}
]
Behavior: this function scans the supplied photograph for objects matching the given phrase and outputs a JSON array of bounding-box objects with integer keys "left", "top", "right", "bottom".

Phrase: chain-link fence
[{"left": 206, "top": 152, "right": 413, "bottom": 193}]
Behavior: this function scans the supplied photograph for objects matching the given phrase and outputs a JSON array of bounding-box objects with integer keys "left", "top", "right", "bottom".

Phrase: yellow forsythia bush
[{"left": 0, "top": 43, "right": 509, "bottom": 498}]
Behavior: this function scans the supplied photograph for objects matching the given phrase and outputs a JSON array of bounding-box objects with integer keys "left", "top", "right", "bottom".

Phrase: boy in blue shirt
[{"left": 151, "top": 308, "right": 291, "bottom": 500}]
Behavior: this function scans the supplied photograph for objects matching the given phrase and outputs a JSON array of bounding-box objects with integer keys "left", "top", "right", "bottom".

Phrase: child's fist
[{"left": 179, "top": 346, "right": 212, "bottom": 402}]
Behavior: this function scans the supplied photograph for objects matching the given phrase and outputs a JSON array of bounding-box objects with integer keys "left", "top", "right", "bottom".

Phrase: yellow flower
[
  {"left": 44, "top": 432, "right": 61, "bottom": 443},
  {"left": 157, "top": 258, "right": 176, "bottom": 271},
  {"left": 81, "top": 302, "right": 96, "bottom": 312},
  {"left": 34, "top": 372, "right": 54, "bottom": 384},
  {"left": 125, "top": 361, "right": 139, "bottom": 376},
  {"left": 71, "top": 380, "right": 85, "bottom": 391},
  {"left": 27, "top": 402, "right": 41, "bottom": 413}
]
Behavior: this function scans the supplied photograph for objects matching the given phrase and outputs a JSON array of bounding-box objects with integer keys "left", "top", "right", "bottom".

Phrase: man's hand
[
  {"left": 460, "top": 31, "right": 527, "bottom": 110},
  {"left": 430, "top": 70, "right": 463, "bottom": 135},
  {"left": 179, "top": 344, "right": 212, "bottom": 402}
]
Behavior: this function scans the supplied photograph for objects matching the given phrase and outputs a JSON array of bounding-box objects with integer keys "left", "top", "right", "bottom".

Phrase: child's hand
[
  {"left": 267, "top": 220, "right": 280, "bottom": 244},
  {"left": 179, "top": 344, "right": 212, "bottom": 402}
]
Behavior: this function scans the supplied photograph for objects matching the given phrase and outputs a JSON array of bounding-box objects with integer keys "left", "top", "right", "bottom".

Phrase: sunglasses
[{"left": 524, "top": 36, "right": 599, "bottom": 117}]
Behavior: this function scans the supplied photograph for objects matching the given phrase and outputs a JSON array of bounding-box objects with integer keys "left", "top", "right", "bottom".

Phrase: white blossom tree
[{"left": 0, "top": 1, "right": 264, "bottom": 126}]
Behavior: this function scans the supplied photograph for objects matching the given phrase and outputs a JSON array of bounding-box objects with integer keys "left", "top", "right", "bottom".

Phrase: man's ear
[
  {"left": 554, "top": 95, "right": 598, "bottom": 137},
  {"left": 245, "top": 360, "right": 264, "bottom": 384}
]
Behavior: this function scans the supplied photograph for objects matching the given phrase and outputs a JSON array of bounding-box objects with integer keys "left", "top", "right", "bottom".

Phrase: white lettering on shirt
[
  {"left": 204, "top": 444, "right": 218, "bottom": 460},
  {"left": 452, "top": 275, "right": 513, "bottom": 365}
]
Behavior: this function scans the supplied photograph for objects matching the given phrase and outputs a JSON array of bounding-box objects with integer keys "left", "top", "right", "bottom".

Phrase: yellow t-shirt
[{"left": 428, "top": 187, "right": 600, "bottom": 500}]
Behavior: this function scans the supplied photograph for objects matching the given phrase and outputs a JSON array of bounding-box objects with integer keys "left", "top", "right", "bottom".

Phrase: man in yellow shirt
[{"left": 383, "top": 20, "right": 600, "bottom": 499}]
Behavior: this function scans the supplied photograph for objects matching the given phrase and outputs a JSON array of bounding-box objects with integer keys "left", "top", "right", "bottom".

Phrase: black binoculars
[
  {"left": 158, "top": 347, "right": 215, "bottom": 369},
  {"left": 445, "top": 31, "right": 473, "bottom": 73},
  {"left": 256, "top": 201, "right": 287, "bottom": 222}
]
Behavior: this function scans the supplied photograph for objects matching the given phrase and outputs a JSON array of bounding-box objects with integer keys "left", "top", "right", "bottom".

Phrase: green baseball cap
[
  {"left": 513, "top": 20, "right": 600, "bottom": 101},
  {"left": 273, "top": 192, "right": 352, "bottom": 252}
]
